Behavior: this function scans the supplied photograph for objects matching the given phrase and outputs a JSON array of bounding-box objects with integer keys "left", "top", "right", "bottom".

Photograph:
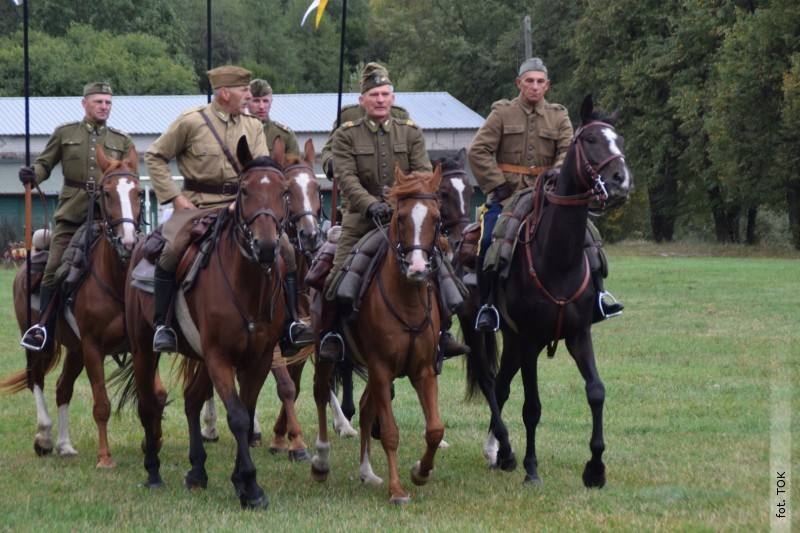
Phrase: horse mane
[
  {"left": 244, "top": 155, "right": 281, "bottom": 172},
  {"left": 387, "top": 171, "right": 433, "bottom": 202}
]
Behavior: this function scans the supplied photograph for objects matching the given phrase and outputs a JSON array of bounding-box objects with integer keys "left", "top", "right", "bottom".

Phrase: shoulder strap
[{"left": 199, "top": 109, "right": 241, "bottom": 175}]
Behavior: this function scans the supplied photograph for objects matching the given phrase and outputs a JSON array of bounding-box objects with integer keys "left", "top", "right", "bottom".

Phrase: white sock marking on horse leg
[
  {"left": 56, "top": 403, "right": 77, "bottom": 456},
  {"left": 359, "top": 448, "right": 383, "bottom": 486},
  {"left": 201, "top": 397, "right": 219, "bottom": 441},
  {"left": 483, "top": 430, "right": 499, "bottom": 466},
  {"left": 312, "top": 437, "right": 331, "bottom": 472},
  {"left": 330, "top": 390, "right": 357, "bottom": 437},
  {"left": 33, "top": 384, "right": 53, "bottom": 451}
]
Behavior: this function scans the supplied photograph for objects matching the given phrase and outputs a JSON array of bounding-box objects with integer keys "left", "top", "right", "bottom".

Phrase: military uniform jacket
[
  {"left": 145, "top": 100, "right": 268, "bottom": 208},
  {"left": 263, "top": 118, "right": 300, "bottom": 157},
  {"left": 32, "top": 119, "right": 132, "bottom": 224},
  {"left": 320, "top": 104, "right": 409, "bottom": 167},
  {"left": 468, "top": 97, "right": 573, "bottom": 196},
  {"left": 332, "top": 116, "right": 430, "bottom": 218}
]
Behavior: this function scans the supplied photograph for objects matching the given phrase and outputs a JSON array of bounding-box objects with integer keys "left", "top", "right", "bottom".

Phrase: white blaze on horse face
[
  {"left": 408, "top": 202, "right": 429, "bottom": 275},
  {"left": 601, "top": 128, "right": 632, "bottom": 190},
  {"left": 449, "top": 177, "right": 467, "bottom": 215},
  {"left": 117, "top": 178, "right": 138, "bottom": 246},
  {"left": 260, "top": 172, "right": 271, "bottom": 186},
  {"left": 294, "top": 170, "right": 316, "bottom": 226}
]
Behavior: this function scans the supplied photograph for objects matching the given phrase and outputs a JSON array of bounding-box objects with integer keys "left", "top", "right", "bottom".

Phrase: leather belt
[
  {"left": 64, "top": 177, "right": 96, "bottom": 191},
  {"left": 366, "top": 185, "right": 390, "bottom": 197},
  {"left": 184, "top": 180, "right": 239, "bottom": 195},
  {"left": 497, "top": 163, "right": 552, "bottom": 176}
]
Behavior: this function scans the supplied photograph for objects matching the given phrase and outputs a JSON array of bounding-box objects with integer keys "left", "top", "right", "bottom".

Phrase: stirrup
[
  {"left": 475, "top": 304, "right": 500, "bottom": 332},
  {"left": 598, "top": 291, "right": 624, "bottom": 319},
  {"left": 318, "top": 332, "right": 345, "bottom": 363},
  {"left": 288, "top": 321, "right": 315, "bottom": 347},
  {"left": 20, "top": 324, "right": 47, "bottom": 352},
  {"left": 153, "top": 325, "right": 178, "bottom": 353}
]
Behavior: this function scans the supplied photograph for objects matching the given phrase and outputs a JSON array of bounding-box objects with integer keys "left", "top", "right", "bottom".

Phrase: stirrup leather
[
  {"left": 20, "top": 324, "right": 47, "bottom": 352},
  {"left": 475, "top": 304, "right": 500, "bottom": 332}
]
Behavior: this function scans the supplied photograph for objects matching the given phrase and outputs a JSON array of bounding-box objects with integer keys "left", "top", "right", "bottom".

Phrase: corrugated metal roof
[{"left": 0, "top": 92, "right": 484, "bottom": 136}]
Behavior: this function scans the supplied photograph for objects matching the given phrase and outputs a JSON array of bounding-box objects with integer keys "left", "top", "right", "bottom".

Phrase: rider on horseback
[{"left": 467, "top": 57, "right": 623, "bottom": 332}]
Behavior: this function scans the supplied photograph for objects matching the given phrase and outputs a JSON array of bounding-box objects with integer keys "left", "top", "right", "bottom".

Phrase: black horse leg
[
  {"left": 184, "top": 371, "right": 212, "bottom": 490},
  {"left": 339, "top": 358, "right": 356, "bottom": 422},
  {"left": 518, "top": 346, "right": 543, "bottom": 486},
  {"left": 135, "top": 353, "right": 164, "bottom": 489},
  {"left": 226, "top": 399, "right": 268, "bottom": 509}
]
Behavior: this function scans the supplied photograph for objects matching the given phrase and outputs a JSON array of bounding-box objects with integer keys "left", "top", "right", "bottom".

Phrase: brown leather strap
[
  {"left": 64, "top": 177, "right": 96, "bottom": 191},
  {"left": 183, "top": 179, "right": 239, "bottom": 196},
  {"left": 497, "top": 163, "right": 552, "bottom": 176},
  {"left": 365, "top": 185, "right": 389, "bottom": 197},
  {"left": 199, "top": 109, "right": 241, "bottom": 175}
]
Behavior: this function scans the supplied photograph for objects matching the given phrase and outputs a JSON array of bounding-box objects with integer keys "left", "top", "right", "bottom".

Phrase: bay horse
[
  {"left": 0, "top": 146, "right": 143, "bottom": 468},
  {"left": 122, "top": 137, "right": 287, "bottom": 509},
  {"left": 433, "top": 148, "right": 474, "bottom": 255},
  {"left": 311, "top": 165, "right": 444, "bottom": 504},
  {"left": 465, "top": 94, "right": 633, "bottom": 487}
]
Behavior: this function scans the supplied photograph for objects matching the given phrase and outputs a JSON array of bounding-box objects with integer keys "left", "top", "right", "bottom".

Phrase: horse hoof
[
  {"left": 34, "top": 441, "right": 53, "bottom": 457},
  {"left": 202, "top": 434, "right": 220, "bottom": 444},
  {"left": 288, "top": 448, "right": 311, "bottom": 462},
  {"left": 249, "top": 433, "right": 262, "bottom": 448},
  {"left": 311, "top": 463, "right": 329, "bottom": 482},
  {"left": 490, "top": 454, "right": 517, "bottom": 472},
  {"left": 582, "top": 461, "right": 606, "bottom": 488},
  {"left": 268, "top": 446, "right": 287, "bottom": 455},
  {"left": 438, "top": 439, "right": 450, "bottom": 449},
  {"left": 523, "top": 473, "right": 542, "bottom": 486},
  {"left": 240, "top": 494, "right": 269, "bottom": 510},
  {"left": 390, "top": 493, "right": 411, "bottom": 505},
  {"left": 410, "top": 461, "right": 431, "bottom": 486},
  {"left": 184, "top": 471, "right": 208, "bottom": 491},
  {"left": 138, "top": 479, "right": 164, "bottom": 490},
  {"left": 96, "top": 458, "right": 116, "bottom": 469}
]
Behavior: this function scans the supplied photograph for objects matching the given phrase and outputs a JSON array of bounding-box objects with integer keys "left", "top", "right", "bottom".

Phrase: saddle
[
  {"left": 25, "top": 250, "right": 49, "bottom": 294},
  {"left": 53, "top": 222, "right": 101, "bottom": 297}
]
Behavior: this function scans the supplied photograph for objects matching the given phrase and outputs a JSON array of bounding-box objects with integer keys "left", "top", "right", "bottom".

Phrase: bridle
[
  {"left": 281, "top": 163, "right": 323, "bottom": 255},
  {"left": 376, "top": 192, "right": 442, "bottom": 279},
  {"left": 438, "top": 169, "right": 471, "bottom": 237},
  {"left": 93, "top": 170, "right": 145, "bottom": 263},
  {"left": 233, "top": 164, "right": 285, "bottom": 269}
]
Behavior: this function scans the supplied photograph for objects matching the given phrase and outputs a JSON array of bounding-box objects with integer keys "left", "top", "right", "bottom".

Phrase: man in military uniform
[
  {"left": 316, "top": 62, "right": 468, "bottom": 362},
  {"left": 20, "top": 82, "right": 133, "bottom": 351},
  {"left": 246, "top": 78, "right": 314, "bottom": 350},
  {"left": 247, "top": 79, "right": 301, "bottom": 156},
  {"left": 468, "top": 57, "right": 623, "bottom": 332}
]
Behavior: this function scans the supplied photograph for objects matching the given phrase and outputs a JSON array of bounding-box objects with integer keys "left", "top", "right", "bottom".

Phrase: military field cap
[
  {"left": 250, "top": 79, "right": 273, "bottom": 97},
  {"left": 83, "top": 82, "right": 113, "bottom": 97},
  {"left": 207, "top": 65, "right": 252, "bottom": 89},
  {"left": 518, "top": 57, "right": 548, "bottom": 77},
  {"left": 360, "top": 62, "right": 392, "bottom": 93}
]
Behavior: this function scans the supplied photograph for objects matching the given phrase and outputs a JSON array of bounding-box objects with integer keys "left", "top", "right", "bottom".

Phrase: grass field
[{"left": 0, "top": 242, "right": 797, "bottom": 531}]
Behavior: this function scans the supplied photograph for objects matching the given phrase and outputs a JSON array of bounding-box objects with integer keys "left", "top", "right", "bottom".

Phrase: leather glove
[
  {"left": 491, "top": 182, "right": 512, "bottom": 202},
  {"left": 367, "top": 201, "right": 393, "bottom": 220},
  {"left": 541, "top": 166, "right": 561, "bottom": 182},
  {"left": 323, "top": 157, "right": 334, "bottom": 179},
  {"left": 18, "top": 166, "right": 36, "bottom": 185}
]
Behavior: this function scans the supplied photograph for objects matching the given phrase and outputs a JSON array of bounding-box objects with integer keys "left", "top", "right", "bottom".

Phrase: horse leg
[
  {"left": 134, "top": 350, "right": 166, "bottom": 489},
  {"left": 518, "top": 343, "right": 543, "bottom": 486},
  {"left": 82, "top": 342, "right": 116, "bottom": 468},
  {"left": 356, "top": 384, "right": 383, "bottom": 487},
  {"left": 409, "top": 368, "right": 444, "bottom": 487},
  {"left": 201, "top": 393, "right": 220, "bottom": 442},
  {"left": 183, "top": 365, "right": 212, "bottom": 491},
  {"left": 339, "top": 359, "right": 357, "bottom": 422},
  {"left": 490, "top": 332, "right": 521, "bottom": 471},
  {"left": 270, "top": 364, "right": 310, "bottom": 461},
  {"left": 566, "top": 332, "right": 606, "bottom": 488},
  {"left": 53, "top": 348, "right": 84, "bottom": 458},
  {"left": 367, "top": 371, "right": 408, "bottom": 504},
  {"left": 329, "top": 389, "right": 357, "bottom": 437},
  {"left": 311, "top": 360, "right": 335, "bottom": 482},
  {"left": 251, "top": 405, "right": 263, "bottom": 447}
]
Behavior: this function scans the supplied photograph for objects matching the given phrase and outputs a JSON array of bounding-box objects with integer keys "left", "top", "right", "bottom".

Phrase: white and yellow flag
[{"left": 301, "top": 0, "right": 329, "bottom": 29}]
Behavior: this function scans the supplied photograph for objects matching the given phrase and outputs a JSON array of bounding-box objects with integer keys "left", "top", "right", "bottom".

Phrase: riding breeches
[
  {"left": 323, "top": 211, "right": 375, "bottom": 299},
  {"left": 156, "top": 206, "right": 219, "bottom": 273},
  {"left": 42, "top": 220, "right": 80, "bottom": 288}
]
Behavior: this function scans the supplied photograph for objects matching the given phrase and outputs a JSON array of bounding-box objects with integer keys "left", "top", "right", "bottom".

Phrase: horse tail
[
  {"left": 330, "top": 358, "right": 367, "bottom": 394},
  {"left": 0, "top": 344, "right": 64, "bottom": 395},
  {"left": 178, "top": 358, "right": 204, "bottom": 393},
  {"left": 281, "top": 344, "right": 315, "bottom": 367},
  {"left": 465, "top": 331, "right": 499, "bottom": 401},
  {"left": 108, "top": 354, "right": 137, "bottom": 414}
]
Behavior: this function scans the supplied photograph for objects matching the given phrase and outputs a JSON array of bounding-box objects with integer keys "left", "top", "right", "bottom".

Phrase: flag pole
[
  {"left": 21, "top": 0, "right": 33, "bottom": 388},
  {"left": 206, "top": 0, "right": 212, "bottom": 103},
  {"left": 330, "top": 0, "right": 347, "bottom": 226}
]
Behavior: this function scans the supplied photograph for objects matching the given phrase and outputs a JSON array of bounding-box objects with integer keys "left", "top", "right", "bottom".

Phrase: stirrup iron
[
  {"left": 20, "top": 324, "right": 47, "bottom": 352},
  {"left": 153, "top": 325, "right": 178, "bottom": 352},
  {"left": 475, "top": 304, "right": 500, "bottom": 332},
  {"left": 598, "top": 291, "right": 623, "bottom": 318}
]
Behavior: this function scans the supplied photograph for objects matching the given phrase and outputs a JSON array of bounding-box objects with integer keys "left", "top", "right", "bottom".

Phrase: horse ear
[
  {"left": 580, "top": 94, "right": 594, "bottom": 124},
  {"left": 431, "top": 164, "right": 442, "bottom": 191},
  {"left": 455, "top": 148, "right": 466, "bottom": 169},
  {"left": 303, "top": 138, "right": 315, "bottom": 165},
  {"left": 237, "top": 136, "right": 253, "bottom": 169},
  {"left": 607, "top": 109, "right": 620, "bottom": 126},
  {"left": 125, "top": 145, "right": 139, "bottom": 173},
  {"left": 394, "top": 164, "right": 408, "bottom": 185},
  {"left": 271, "top": 136, "right": 286, "bottom": 165},
  {"left": 96, "top": 144, "right": 110, "bottom": 173}
]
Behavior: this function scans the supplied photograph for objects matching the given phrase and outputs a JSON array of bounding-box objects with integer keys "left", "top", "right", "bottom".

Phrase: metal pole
[
  {"left": 21, "top": 0, "right": 33, "bottom": 388},
  {"left": 330, "top": 0, "right": 347, "bottom": 226},
  {"left": 524, "top": 16, "right": 532, "bottom": 59},
  {"left": 207, "top": 0, "right": 212, "bottom": 103}
]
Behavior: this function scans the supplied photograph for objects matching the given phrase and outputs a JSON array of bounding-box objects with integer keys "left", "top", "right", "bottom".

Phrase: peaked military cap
[
  {"left": 360, "top": 62, "right": 392, "bottom": 93},
  {"left": 250, "top": 79, "right": 273, "bottom": 97},
  {"left": 207, "top": 65, "right": 252, "bottom": 89},
  {"left": 518, "top": 57, "right": 548, "bottom": 77},
  {"left": 83, "top": 82, "right": 113, "bottom": 97}
]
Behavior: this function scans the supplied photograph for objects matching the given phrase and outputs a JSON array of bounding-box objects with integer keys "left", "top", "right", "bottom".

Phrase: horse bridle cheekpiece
[
  {"left": 94, "top": 170, "right": 145, "bottom": 260},
  {"left": 281, "top": 163, "right": 323, "bottom": 253},
  {"left": 390, "top": 193, "right": 441, "bottom": 277},
  {"left": 234, "top": 165, "right": 285, "bottom": 266}
]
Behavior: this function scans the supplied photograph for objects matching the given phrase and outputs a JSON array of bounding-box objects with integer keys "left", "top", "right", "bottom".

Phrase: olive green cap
[
  {"left": 83, "top": 82, "right": 113, "bottom": 97},
  {"left": 207, "top": 65, "right": 252, "bottom": 89},
  {"left": 360, "top": 62, "right": 392, "bottom": 93},
  {"left": 518, "top": 57, "right": 548, "bottom": 77},
  {"left": 250, "top": 79, "right": 273, "bottom": 97}
]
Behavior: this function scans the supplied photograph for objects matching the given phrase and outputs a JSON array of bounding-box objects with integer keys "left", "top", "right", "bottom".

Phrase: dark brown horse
[
  {"left": 311, "top": 165, "right": 444, "bottom": 504},
  {"left": 123, "top": 137, "right": 287, "bottom": 509},
  {"left": 465, "top": 95, "right": 633, "bottom": 487},
  {"left": 1, "top": 146, "right": 143, "bottom": 468},
  {"left": 433, "top": 148, "right": 474, "bottom": 254}
]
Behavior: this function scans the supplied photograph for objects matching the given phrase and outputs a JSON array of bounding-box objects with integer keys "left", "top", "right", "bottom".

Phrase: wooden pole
[{"left": 330, "top": 0, "right": 348, "bottom": 227}]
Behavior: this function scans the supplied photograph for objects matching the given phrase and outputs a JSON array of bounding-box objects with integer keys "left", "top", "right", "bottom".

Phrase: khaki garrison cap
[
  {"left": 207, "top": 66, "right": 252, "bottom": 89},
  {"left": 83, "top": 82, "right": 113, "bottom": 97},
  {"left": 360, "top": 62, "right": 392, "bottom": 93}
]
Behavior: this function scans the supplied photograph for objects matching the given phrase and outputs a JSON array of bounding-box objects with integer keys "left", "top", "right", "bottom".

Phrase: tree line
[{"left": 2, "top": 0, "right": 798, "bottom": 248}]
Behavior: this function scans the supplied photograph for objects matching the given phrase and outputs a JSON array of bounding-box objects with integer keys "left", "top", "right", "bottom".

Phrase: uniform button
[
  {"left": 381, "top": 152, "right": 386, "bottom": 156},
  {"left": 527, "top": 156, "right": 533, "bottom": 161},
  {"left": 529, "top": 128, "right": 534, "bottom": 132},
  {"left": 528, "top": 146, "right": 533, "bottom": 150},
  {"left": 382, "top": 162, "right": 387, "bottom": 167}
]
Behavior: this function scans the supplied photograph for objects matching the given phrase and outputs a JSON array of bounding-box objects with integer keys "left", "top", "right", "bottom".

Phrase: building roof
[{"left": 0, "top": 92, "right": 484, "bottom": 136}]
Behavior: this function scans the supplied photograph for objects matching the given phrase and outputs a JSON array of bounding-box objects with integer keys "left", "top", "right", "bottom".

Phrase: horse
[
  {"left": 310, "top": 165, "right": 445, "bottom": 504},
  {"left": 0, "top": 146, "right": 143, "bottom": 468},
  {"left": 433, "top": 148, "right": 474, "bottom": 255},
  {"left": 122, "top": 137, "right": 287, "bottom": 509},
  {"left": 465, "top": 94, "right": 633, "bottom": 487}
]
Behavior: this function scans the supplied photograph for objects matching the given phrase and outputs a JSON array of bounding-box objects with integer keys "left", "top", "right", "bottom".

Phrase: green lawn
[{"left": 0, "top": 243, "right": 797, "bottom": 531}]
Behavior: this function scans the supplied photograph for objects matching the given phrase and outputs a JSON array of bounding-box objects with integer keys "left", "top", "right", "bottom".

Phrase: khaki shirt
[
  {"left": 263, "top": 118, "right": 300, "bottom": 157},
  {"left": 332, "top": 116, "right": 430, "bottom": 218},
  {"left": 32, "top": 119, "right": 132, "bottom": 224},
  {"left": 320, "top": 104, "right": 410, "bottom": 169},
  {"left": 468, "top": 97, "right": 573, "bottom": 198},
  {"left": 145, "top": 100, "right": 268, "bottom": 208}
]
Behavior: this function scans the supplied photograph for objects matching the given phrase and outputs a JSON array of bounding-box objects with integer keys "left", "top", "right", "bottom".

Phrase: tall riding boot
[
  {"left": 20, "top": 285, "right": 57, "bottom": 351},
  {"left": 280, "top": 272, "right": 314, "bottom": 354},
  {"left": 439, "top": 309, "right": 470, "bottom": 361},
  {"left": 317, "top": 295, "right": 344, "bottom": 364},
  {"left": 475, "top": 257, "right": 500, "bottom": 332},
  {"left": 592, "top": 271, "right": 624, "bottom": 323},
  {"left": 152, "top": 264, "right": 178, "bottom": 352}
]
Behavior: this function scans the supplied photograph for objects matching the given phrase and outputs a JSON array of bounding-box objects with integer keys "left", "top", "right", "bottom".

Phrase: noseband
[
  {"left": 386, "top": 193, "right": 441, "bottom": 277},
  {"left": 234, "top": 165, "right": 285, "bottom": 265},
  {"left": 94, "top": 170, "right": 145, "bottom": 261}
]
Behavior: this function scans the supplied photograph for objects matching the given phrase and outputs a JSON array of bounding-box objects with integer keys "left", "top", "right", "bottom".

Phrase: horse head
[
  {"left": 278, "top": 138, "right": 323, "bottom": 254},
  {"left": 95, "top": 145, "right": 143, "bottom": 261},
  {"left": 562, "top": 94, "right": 633, "bottom": 211},
  {"left": 432, "top": 148, "right": 473, "bottom": 248},
  {"left": 235, "top": 136, "right": 288, "bottom": 266},
  {"left": 387, "top": 165, "right": 442, "bottom": 283}
]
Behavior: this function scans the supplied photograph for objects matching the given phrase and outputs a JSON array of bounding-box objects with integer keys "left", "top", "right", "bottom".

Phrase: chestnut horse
[
  {"left": 0, "top": 146, "right": 143, "bottom": 468},
  {"left": 311, "top": 166, "right": 444, "bottom": 504},
  {"left": 122, "top": 138, "right": 287, "bottom": 509},
  {"left": 465, "top": 95, "right": 633, "bottom": 487}
]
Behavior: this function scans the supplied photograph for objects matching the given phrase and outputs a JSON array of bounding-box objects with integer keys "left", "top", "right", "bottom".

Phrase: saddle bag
[
  {"left": 54, "top": 222, "right": 100, "bottom": 295},
  {"left": 585, "top": 220, "right": 609, "bottom": 278},
  {"left": 327, "top": 229, "right": 384, "bottom": 307},
  {"left": 434, "top": 254, "right": 468, "bottom": 311},
  {"left": 189, "top": 210, "right": 222, "bottom": 243},
  {"left": 456, "top": 221, "right": 481, "bottom": 270},
  {"left": 305, "top": 240, "right": 337, "bottom": 291},
  {"left": 26, "top": 250, "right": 49, "bottom": 293},
  {"left": 141, "top": 224, "right": 166, "bottom": 262},
  {"left": 483, "top": 188, "right": 536, "bottom": 276}
]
